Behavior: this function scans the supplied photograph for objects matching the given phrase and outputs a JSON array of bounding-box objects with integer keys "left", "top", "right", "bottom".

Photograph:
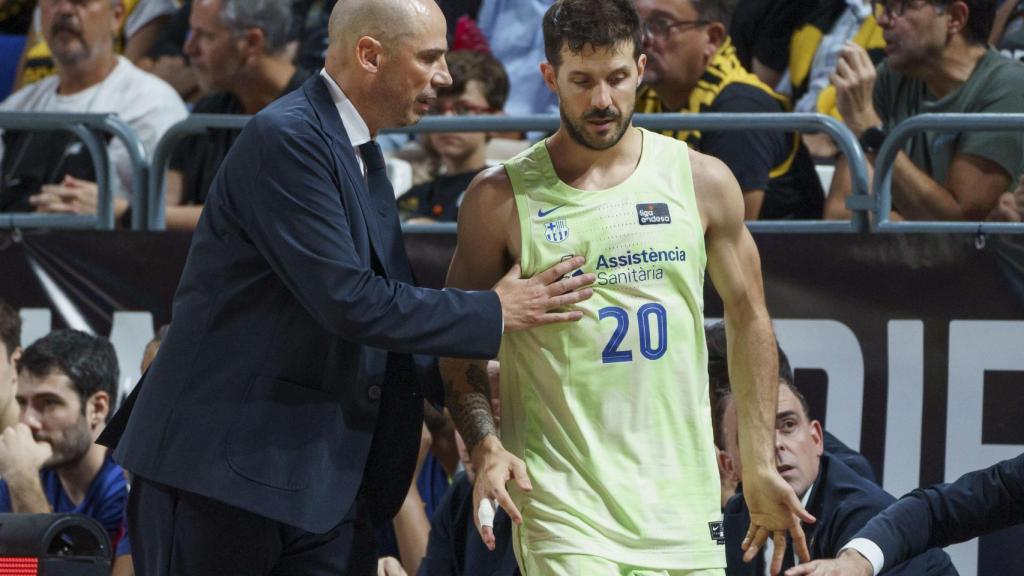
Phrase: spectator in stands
[
  {"left": 787, "top": 452, "right": 1023, "bottom": 576},
  {"left": 786, "top": 1, "right": 885, "bottom": 115},
  {"left": 826, "top": 0, "right": 1024, "bottom": 221},
  {"left": 163, "top": 0, "right": 306, "bottom": 230},
  {"left": 15, "top": 0, "right": 179, "bottom": 89},
  {"left": 706, "top": 321, "right": 876, "bottom": 511},
  {"left": 397, "top": 49, "right": 509, "bottom": 223},
  {"left": 0, "top": 330, "right": 128, "bottom": 553},
  {"left": 0, "top": 0, "right": 187, "bottom": 222},
  {"left": 783, "top": 0, "right": 886, "bottom": 158},
  {"left": 476, "top": 0, "right": 558, "bottom": 126},
  {"left": 136, "top": 1, "right": 202, "bottom": 103},
  {"left": 419, "top": 360, "right": 518, "bottom": 576},
  {"left": 707, "top": 324, "right": 956, "bottom": 575},
  {"left": 992, "top": 0, "right": 1024, "bottom": 63},
  {"left": 729, "top": 0, "right": 816, "bottom": 88},
  {"left": 0, "top": 300, "right": 22, "bottom": 433},
  {"left": 634, "top": 0, "right": 825, "bottom": 220}
]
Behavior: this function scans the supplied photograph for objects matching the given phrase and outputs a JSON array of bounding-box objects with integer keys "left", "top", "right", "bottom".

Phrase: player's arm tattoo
[{"left": 444, "top": 361, "right": 496, "bottom": 452}]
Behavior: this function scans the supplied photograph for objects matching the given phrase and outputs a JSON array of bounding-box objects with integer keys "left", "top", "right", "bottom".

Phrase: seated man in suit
[
  {"left": 709, "top": 323, "right": 956, "bottom": 575},
  {"left": 787, "top": 452, "right": 1024, "bottom": 576},
  {"left": 706, "top": 320, "right": 876, "bottom": 510}
]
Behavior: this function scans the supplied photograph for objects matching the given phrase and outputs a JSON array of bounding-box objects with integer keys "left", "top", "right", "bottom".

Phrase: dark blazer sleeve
[
  {"left": 230, "top": 111, "right": 501, "bottom": 359},
  {"left": 856, "top": 453, "right": 1024, "bottom": 572}
]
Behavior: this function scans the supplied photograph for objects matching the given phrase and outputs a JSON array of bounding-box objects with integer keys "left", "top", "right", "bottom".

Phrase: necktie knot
[{"left": 358, "top": 141, "right": 386, "bottom": 172}]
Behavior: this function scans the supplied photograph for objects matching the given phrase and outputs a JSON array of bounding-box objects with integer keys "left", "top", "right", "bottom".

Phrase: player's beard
[{"left": 561, "top": 104, "right": 634, "bottom": 151}]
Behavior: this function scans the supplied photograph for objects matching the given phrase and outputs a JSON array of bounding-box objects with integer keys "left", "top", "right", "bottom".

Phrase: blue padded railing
[
  {"left": 872, "top": 113, "right": 1024, "bottom": 234},
  {"left": 0, "top": 112, "right": 147, "bottom": 229}
]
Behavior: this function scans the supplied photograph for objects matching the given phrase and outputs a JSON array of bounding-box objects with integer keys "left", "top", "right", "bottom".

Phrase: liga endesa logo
[{"left": 636, "top": 203, "right": 671, "bottom": 225}]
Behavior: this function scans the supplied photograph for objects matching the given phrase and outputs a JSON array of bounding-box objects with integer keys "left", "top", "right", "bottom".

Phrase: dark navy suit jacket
[
  {"left": 98, "top": 75, "right": 502, "bottom": 534},
  {"left": 724, "top": 452, "right": 957, "bottom": 575},
  {"left": 856, "top": 452, "right": 1023, "bottom": 573}
]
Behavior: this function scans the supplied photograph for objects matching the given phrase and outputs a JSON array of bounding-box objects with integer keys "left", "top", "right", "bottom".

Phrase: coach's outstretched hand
[
  {"left": 493, "top": 257, "right": 595, "bottom": 332},
  {"left": 742, "top": 465, "right": 817, "bottom": 575},
  {"left": 470, "top": 435, "right": 532, "bottom": 551}
]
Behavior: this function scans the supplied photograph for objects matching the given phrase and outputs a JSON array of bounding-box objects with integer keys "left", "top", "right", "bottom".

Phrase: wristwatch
[{"left": 859, "top": 125, "right": 887, "bottom": 155}]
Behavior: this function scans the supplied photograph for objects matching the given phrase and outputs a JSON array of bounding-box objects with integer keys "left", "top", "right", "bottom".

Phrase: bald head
[
  {"left": 324, "top": 0, "right": 451, "bottom": 136},
  {"left": 328, "top": 0, "right": 436, "bottom": 56}
]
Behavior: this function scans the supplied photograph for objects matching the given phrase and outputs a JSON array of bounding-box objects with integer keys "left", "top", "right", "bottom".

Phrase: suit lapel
[{"left": 302, "top": 76, "right": 391, "bottom": 275}]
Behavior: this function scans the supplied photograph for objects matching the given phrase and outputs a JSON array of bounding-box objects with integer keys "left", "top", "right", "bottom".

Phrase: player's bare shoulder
[
  {"left": 463, "top": 165, "right": 515, "bottom": 211},
  {"left": 687, "top": 147, "right": 744, "bottom": 231},
  {"left": 457, "top": 165, "right": 521, "bottom": 260}
]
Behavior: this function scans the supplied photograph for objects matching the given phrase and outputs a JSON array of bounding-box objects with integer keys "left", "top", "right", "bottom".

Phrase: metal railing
[
  {"left": 0, "top": 112, "right": 147, "bottom": 230},
  {"left": 147, "top": 114, "right": 252, "bottom": 230},
  {"left": 872, "top": 113, "right": 1024, "bottom": 234},
  {"left": 8, "top": 110, "right": 1024, "bottom": 234},
  {"left": 386, "top": 113, "right": 871, "bottom": 234}
]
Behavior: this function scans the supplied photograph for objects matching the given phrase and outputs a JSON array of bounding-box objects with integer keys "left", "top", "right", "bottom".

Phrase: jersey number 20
[{"left": 599, "top": 303, "right": 667, "bottom": 363}]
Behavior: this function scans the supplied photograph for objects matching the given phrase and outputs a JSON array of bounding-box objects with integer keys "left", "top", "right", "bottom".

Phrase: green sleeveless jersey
[{"left": 499, "top": 129, "right": 724, "bottom": 569}]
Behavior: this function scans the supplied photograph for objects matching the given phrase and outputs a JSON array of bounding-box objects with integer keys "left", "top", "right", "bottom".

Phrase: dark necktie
[
  {"left": 354, "top": 144, "right": 420, "bottom": 525},
  {"left": 358, "top": 140, "right": 392, "bottom": 193}
]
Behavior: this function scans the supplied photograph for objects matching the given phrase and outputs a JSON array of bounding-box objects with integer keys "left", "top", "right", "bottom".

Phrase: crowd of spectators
[{"left": 2, "top": 0, "right": 1024, "bottom": 225}]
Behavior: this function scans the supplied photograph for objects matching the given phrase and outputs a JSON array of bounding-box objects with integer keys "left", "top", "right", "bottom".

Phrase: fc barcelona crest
[{"left": 544, "top": 219, "right": 570, "bottom": 243}]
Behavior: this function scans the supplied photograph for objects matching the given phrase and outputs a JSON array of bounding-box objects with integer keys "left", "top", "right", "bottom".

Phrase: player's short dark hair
[
  {"left": 18, "top": 330, "right": 119, "bottom": 412},
  {"left": 706, "top": 322, "right": 808, "bottom": 448},
  {"left": 439, "top": 50, "right": 510, "bottom": 111},
  {"left": 0, "top": 299, "right": 20, "bottom": 358},
  {"left": 542, "top": 0, "right": 643, "bottom": 68}
]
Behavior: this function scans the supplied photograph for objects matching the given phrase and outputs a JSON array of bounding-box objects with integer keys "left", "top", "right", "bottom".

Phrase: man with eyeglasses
[
  {"left": 634, "top": 0, "right": 825, "bottom": 221},
  {"left": 0, "top": 0, "right": 187, "bottom": 222},
  {"left": 396, "top": 49, "right": 509, "bottom": 223},
  {"left": 825, "top": 0, "right": 1024, "bottom": 221}
]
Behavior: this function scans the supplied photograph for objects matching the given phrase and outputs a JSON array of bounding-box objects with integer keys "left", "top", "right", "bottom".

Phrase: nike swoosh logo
[{"left": 537, "top": 205, "right": 566, "bottom": 218}]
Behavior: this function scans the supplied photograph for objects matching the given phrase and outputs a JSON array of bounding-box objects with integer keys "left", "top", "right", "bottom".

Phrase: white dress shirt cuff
[{"left": 841, "top": 538, "right": 885, "bottom": 576}]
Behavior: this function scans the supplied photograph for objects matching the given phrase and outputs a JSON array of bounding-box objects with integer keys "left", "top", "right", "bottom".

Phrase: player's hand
[
  {"left": 493, "top": 257, "right": 595, "bottom": 332},
  {"left": 376, "top": 556, "right": 408, "bottom": 576},
  {"left": 785, "top": 549, "right": 874, "bottom": 576},
  {"left": 742, "top": 465, "right": 816, "bottom": 575},
  {"left": 830, "top": 42, "right": 882, "bottom": 137},
  {"left": 470, "top": 435, "right": 531, "bottom": 550},
  {"left": 0, "top": 424, "right": 53, "bottom": 479}
]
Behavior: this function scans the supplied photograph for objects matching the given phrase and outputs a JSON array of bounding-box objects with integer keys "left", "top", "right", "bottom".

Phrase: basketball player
[{"left": 440, "top": 0, "right": 813, "bottom": 574}]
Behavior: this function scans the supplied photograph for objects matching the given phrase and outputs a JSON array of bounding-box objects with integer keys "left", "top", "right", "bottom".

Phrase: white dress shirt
[{"left": 319, "top": 68, "right": 373, "bottom": 176}]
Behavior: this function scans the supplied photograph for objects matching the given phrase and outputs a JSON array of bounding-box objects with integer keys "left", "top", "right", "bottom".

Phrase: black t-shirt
[
  {"left": 396, "top": 170, "right": 479, "bottom": 222},
  {"left": 168, "top": 69, "right": 310, "bottom": 205},
  {"left": 702, "top": 83, "right": 824, "bottom": 219},
  {"left": 730, "top": 0, "right": 820, "bottom": 74}
]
